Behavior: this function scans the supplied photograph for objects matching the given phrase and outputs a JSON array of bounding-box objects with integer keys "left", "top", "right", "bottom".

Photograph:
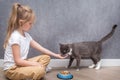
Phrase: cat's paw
[
  {"left": 95, "top": 66, "right": 101, "bottom": 70},
  {"left": 88, "top": 64, "right": 95, "bottom": 69},
  {"left": 76, "top": 69, "right": 80, "bottom": 71},
  {"left": 95, "top": 61, "right": 101, "bottom": 70}
]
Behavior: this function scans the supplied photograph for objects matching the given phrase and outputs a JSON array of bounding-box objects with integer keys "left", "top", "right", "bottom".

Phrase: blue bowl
[{"left": 57, "top": 72, "right": 73, "bottom": 79}]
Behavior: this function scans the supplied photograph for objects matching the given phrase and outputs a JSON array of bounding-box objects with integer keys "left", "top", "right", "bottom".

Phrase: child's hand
[{"left": 56, "top": 54, "right": 68, "bottom": 59}]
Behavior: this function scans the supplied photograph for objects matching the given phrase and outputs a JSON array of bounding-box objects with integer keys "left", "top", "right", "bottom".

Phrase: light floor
[{"left": 0, "top": 67, "right": 120, "bottom": 80}]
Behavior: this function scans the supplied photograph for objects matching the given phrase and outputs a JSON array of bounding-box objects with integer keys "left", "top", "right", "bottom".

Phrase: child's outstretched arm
[{"left": 30, "top": 40, "right": 68, "bottom": 59}]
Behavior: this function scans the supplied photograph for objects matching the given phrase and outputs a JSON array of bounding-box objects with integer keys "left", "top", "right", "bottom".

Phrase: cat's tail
[{"left": 98, "top": 24, "right": 117, "bottom": 43}]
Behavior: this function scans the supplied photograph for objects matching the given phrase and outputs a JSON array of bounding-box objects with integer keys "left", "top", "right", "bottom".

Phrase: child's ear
[{"left": 19, "top": 20, "right": 24, "bottom": 26}]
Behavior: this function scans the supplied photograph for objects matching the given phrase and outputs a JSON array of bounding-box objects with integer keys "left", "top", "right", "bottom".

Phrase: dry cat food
[{"left": 60, "top": 71, "right": 70, "bottom": 75}]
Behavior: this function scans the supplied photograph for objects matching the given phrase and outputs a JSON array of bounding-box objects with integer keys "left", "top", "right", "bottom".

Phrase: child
[{"left": 3, "top": 3, "right": 67, "bottom": 80}]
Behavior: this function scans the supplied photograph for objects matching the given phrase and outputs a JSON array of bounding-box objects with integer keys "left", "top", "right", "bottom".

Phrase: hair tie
[{"left": 17, "top": 4, "right": 21, "bottom": 7}]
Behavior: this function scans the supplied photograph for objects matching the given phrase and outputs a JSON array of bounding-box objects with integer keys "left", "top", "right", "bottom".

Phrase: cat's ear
[
  {"left": 59, "top": 43, "right": 63, "bottom": 46},
  {"left": 59, "top": 43, "right": 62, "bottom": 46}
]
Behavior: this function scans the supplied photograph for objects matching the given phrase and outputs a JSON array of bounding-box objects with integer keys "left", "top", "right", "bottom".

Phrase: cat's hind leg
[
  {"left": 88, "top": 64, "right": 96, "bottom": 69},
  {"left": 88, "top": 57, "right": 96, "bottom": 69},
  {"left": 89, "top": 55, "right": 101, "bottom": 70},
  {"left": 95, "top": 60, "right": 101, "bottom": 70},
  {"left": 92, "top": 56, "right": 101, "bottom": 70},
  {"left": 94, "top": 55, "right": 101, "bottom": 70}
]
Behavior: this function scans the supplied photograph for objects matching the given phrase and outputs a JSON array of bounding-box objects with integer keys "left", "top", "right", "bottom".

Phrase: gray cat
[{"left": 59, "top": 25, "right": 117, "bottom": 71}]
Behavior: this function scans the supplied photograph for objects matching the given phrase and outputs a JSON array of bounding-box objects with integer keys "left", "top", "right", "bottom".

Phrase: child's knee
[
  {"left": 43, "top": 55, "right": 51, "bottom": 61},
  {"left": 46, "top": 55, "right": 51, "bottom": 60}
]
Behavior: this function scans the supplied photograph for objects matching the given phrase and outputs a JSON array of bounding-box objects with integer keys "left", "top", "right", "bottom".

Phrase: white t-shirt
[{"left": 4, "top": 30, "right": 32, "bottom": 70}]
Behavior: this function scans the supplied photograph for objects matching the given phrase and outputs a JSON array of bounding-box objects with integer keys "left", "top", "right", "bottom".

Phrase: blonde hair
[{"left": 3, "top": 3, "right": 35, "bottom": 48}]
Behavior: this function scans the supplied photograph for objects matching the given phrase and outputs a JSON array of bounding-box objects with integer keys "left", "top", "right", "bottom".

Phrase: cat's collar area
[{"left": 67, "top": 48, "right": 72, "bottom": 55}]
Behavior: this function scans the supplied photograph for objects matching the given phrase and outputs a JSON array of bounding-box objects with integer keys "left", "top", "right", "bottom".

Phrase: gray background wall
[{"left": 0, "top": 0, "right": 120, "bottom": 59}]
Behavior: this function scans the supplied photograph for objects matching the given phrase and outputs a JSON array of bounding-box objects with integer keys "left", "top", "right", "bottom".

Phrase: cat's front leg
[
  {"left": 76, "top": 57, "right": 81, "bottom": 71},
  {"left": 67, "top": 57, "right": 74, "bottom": 68}
]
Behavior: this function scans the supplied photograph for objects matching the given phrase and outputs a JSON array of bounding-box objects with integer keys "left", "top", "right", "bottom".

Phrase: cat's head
[{"left": 59, "top": 43, "right": 70, "bottom": 56}]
